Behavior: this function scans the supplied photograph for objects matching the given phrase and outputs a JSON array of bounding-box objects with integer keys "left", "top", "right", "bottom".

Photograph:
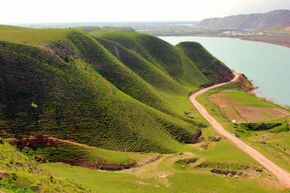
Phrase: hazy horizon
[{"left": 1, "top": 0, "right": 290, "bottom": 25}]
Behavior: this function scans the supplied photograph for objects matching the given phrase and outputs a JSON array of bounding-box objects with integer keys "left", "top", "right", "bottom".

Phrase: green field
[
  {"left": 197, "top": 82, "right": 290, "bottom": 172},
  {"left": 40, "top": 137, "right": 288, "bottom": 193}
]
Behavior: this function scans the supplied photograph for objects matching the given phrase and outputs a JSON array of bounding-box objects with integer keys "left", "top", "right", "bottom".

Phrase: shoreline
[
  {"left": 158, "top": 34, "right": 290, "bottom": 49},
  {"left": 240, "top": 36, "right": 290, "bottom": 49},
  {"left": 159, "top": 35, "right": 290, "bottom": 108}
]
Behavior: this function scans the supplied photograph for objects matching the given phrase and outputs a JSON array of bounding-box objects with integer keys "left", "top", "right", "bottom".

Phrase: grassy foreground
[{"left": 41, "top": 137, "right": 288, "bottom": 193}]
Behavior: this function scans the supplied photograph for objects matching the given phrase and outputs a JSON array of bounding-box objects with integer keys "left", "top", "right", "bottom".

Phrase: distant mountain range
[{"left": 199, "top": 9, "right": 290, "bottom": 30}]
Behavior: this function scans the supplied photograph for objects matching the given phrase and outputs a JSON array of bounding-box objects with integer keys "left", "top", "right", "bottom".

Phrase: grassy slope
[
  {"left": 96, "top": 37, "right": 186, "bottom": 94},
  {"left": 23, "top": 143, "right": 136, "bottom": 166},
  {"left": 67, "top": 31, "right": 172, "bottom": 114},
  {"left": 196, "top": 82, "right": 290, "bottom": 172},
  {"left": 177, "top": 41, "right": 234, "bottom": 84},
  {"left": 75, "top": 25, "right": 136, "bottom": 34},
  {"left": 0, "top": 40, "right": 192, "bottom": 153},
  {"left": 0, "top": 29, "right": 207, "bottom": 153},
  {"left": 41, "top": 137, "right": 289, "bottom": 193},
  {"left": 0, "top": 25, "right": 26, "bottom": 30},
  {"left": 0, "top": 28, "right": 70, "bottom": 45},
  {"left": 98, "top": 32, "right": 209, "bottom": 87},
  {"left": 0, "top": 138, "right": 90, "bottom": 192},
  {"left": 95, "top": 36, "right": 212, "bottom": 129},
  {"left": 0, "top": 25, "right": 287, "bottom": 193}
]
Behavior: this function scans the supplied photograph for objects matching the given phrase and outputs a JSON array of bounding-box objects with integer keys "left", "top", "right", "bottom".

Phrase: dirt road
[{"left": 189, "top": 73, "right": 290, "bottom": 188}]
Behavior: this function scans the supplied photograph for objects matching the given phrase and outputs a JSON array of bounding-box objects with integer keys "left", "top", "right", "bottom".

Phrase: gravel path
[{"left": 190, "top": 73, "right": 290, "bottom": 188}]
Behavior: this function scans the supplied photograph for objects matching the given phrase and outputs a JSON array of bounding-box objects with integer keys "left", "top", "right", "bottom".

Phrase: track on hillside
[{"left": 190, "top": 73, "right": 290, "bottom": 188}]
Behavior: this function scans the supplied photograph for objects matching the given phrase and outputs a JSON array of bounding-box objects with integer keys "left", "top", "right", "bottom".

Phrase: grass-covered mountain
[
  {"left": 1, "top": 25, "right": 289, "bottom": 193},
  {"left": 0, "top": 25, "right": 233, "bottom": 154},
  {"left": 199, "top": 9, "right": 290, "bottom": 30},
  {"left": 177, "top": 42, "right": 233, "bottom": 84}
]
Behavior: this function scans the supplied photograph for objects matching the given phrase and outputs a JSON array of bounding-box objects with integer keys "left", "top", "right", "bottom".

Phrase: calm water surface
[{"left": 160, "top": 36, "right": 290, "bottom": 106}]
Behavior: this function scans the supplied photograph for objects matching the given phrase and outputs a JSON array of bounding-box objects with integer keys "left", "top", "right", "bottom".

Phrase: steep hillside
[
  {"left": 96, "top": 37, "right": 187, "bottom": 94},
  {"left": 0, "top": 31, "right": 203, "bottom": 153},
  {"left": 98, "top": 32, "right": 209, "bottom": 87},
  {"left": 0, "top": 26, "right": 234, "bottom": 154},
  {"left": 199, "top": 9, "right": 290, "bottom": 30},
  {"left": 67, "top": 31, "right": 171, "bottom": 114},
  {"left": 3, "top": 26, "right": 287, "bottom": 192},
  {"left": 177, "top": 42, "right": 234, "bottom": 84}
]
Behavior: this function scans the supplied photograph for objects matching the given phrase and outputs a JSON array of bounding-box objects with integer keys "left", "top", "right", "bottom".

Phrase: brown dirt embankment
[
  {"left": 241, "top": 35, "right": 290, "bottom": 49},
  {"left": 8, "top": 135, "right": 137, "bottom": 171}
]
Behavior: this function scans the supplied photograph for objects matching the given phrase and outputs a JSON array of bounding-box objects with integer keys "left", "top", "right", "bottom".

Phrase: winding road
[{"left": 190, "top": 73, "right": 290, "bottom": 188}]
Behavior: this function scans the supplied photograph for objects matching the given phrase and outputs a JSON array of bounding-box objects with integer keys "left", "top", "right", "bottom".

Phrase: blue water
[{"left": 160, "top": 36, "right": 290, "bottom": 106}]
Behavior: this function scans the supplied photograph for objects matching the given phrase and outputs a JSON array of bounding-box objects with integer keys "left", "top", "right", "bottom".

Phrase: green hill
[
  {"left": 1, "top": 25, "right": 286, "bottom": 193},
  {"left": 96, "top": 37, "right": 186, "bottom": 94},
  {"left": 98, "top": 32, "right": 209, "bottom": 87},
  {"left": 177, "top": 42, "right": 234, "bottom": 84},
  {"left": 77, "top": 26, "right": 135, "bottom": 37},
  {"left": 67, "top": 31, "right": 170, "bottom": 114},
  {"left": 0, "top": 40, "right": 199, "bottom": 153},
  {"left": 0, "top": 25, "right": 233, "bottom": 154}
]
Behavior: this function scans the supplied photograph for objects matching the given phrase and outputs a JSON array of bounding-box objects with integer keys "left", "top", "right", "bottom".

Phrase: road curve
[{"left": 190, "top": 73, "right": 290, "bottom": 188}]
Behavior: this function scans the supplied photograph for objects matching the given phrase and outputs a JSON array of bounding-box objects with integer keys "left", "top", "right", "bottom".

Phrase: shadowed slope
[{"left": 177, "top": 42, "right": 234, "bottom": 84}]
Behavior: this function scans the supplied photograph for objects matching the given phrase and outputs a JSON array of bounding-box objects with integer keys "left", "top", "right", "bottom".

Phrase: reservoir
[{"left": 161, "top": 36, "right": 290, "bottom": 106}]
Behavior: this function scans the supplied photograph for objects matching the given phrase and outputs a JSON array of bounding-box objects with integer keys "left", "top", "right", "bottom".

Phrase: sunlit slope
[
  {"left": 0, "top": 40, "right": 200, "bottom": 153},
  {"left": 67, "top": 31, "right": 172, "bottom": 114},
  {"left": 98, "top": 32, "right": 209, "bottom": 87},
  {"left": 96, "top": 37, "right": 187, "bottom": 94},
  {"left": 177, "top": 42, "right": 234, "bottom": 84},
  {"left": 0, "top": 28, "right": 70, "bottom": 45},
  {"left": 0, "top": 26, "right": 234, "bottom": 154}
]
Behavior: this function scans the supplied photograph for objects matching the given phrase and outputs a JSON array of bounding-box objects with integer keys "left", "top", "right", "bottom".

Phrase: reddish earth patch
[
  {"left": 9, "top": 135, "right": 58, "bottom": 149},
  {"left": 234, "top": 107, "right": 288, "bottom": 122},
  {"left": 209, "top": 94, "right": 245, "bottom": 122},
  {"left": 241, "top": 35, "right": 290, "bottom": 49},
  {"left": 209, "top": 93, "right": 289, "bottom": 123},
  {"left": 72, "top": 160, "right": 136, "bottom": 171},
  {"left": 8, "top": 135, "right": 137, "bottom": 171},
  {"left": 96, "top": 162, "right": 136, "bottom": 171}
]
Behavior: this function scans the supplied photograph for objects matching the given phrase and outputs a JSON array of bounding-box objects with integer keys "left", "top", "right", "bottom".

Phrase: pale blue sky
[{"left": 1, "top": 0, "right": 290, "bottom": 24}]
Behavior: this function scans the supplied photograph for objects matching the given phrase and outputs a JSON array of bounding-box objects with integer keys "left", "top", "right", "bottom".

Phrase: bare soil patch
[{"left": 209, "top": 93, "right": 289, "bottom": 123}]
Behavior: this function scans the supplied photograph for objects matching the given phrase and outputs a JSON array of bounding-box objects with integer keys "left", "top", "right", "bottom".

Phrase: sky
[{"left": 1, "top": 0, "right": 290, "bottom": 24}]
